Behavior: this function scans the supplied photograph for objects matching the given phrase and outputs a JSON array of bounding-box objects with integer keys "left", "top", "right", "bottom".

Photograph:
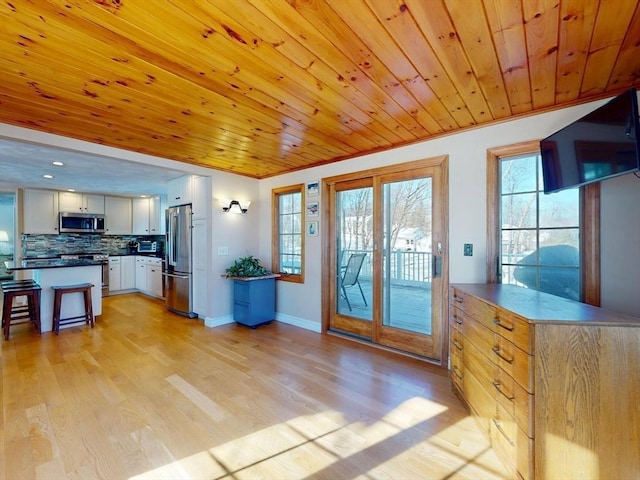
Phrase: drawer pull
[
  {"left": 492, "top": 380, "right": 514, "bottom": 401},
  {"left": 452, "top": 366, "right": 464, "bottom": 380},
  {"left": 492, "top": 418, "right": 515, "bottom": 446},
  {"left": 492, "top": 318, "right": 514, "bottom": 331},
  {"left": 453, "top": 340, "right": 464, "bottom": 351},
  {"left": 492, "top": 346, "right": 514, "bottom": 364},
  {"left": 453, "top": 295, "right": 463, "bottom": 304},
  {"left": 453, "top": 315, "right": 463, "bottom": 325}
]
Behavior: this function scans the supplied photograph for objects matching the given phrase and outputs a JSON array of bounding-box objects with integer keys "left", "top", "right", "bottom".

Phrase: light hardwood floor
[{"left": 1, "top": 294, "right": 513, "bottom": 480}]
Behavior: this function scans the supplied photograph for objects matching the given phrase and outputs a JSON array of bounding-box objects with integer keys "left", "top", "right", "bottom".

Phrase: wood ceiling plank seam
[
  {"left": 178, "top": 0, "right": 414, "bottom": 145},
  {"left": 322, "top": 0, "right": 445, "bottom": 135},
  {"left": 0, "top": 58, "right": 340, "bottom": 163},
  {"left": 580, "top": 0, "right": 638, "bottom": 95},
  {"left": 92, "top": 0, "right": 394, "bottom": 150},
  {"left": 0, "top": 25, "right": 359, "bottom": 164},
  {"left": 251, "top": 0, "right": 436, "bottom": 137},
  {"left": 364, "top": 0, "right": 467, "bottom": 130},
  {"left": 443, "top": 0, "right": 513, "bottom": 120},
  {"left": 0, "top": 94, "right": 301, "bottom": 175},
  {"left": 405, "top": 0, "right": 494, "bottom": 125},
  {"left": 215, "top": 2, "right": 417, "bottom": 141},
  {"left": 12, "top": 1, "right": 381, "bottom": 155},
  {"left": 522, "top": 0, "right": 560, "bottom": 109},
  {"left": 482, "top": 0, "right": 533, "bottom": 114},
  {"left": 242, "top": 0, "right": 434, "bottom": 138},
  {"left": 555, "top": 0, "right": 599, "bottom": 103},
  {"left": 607, "top": 3, "right": 640, "bottom": 89},
  {"left": 50, "top": 14, "right": 372, "bottom": 155}
]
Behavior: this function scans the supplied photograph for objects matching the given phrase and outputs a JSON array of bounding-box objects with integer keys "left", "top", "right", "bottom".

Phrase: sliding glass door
[{"left": 326, "top": 158, "right": 447, "bottom": 361}]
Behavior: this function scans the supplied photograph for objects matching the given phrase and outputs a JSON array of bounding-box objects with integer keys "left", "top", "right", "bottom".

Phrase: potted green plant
[
  {"left": 225, "top": 256, "right": 277, "bottom": 328},
  {"left": 225, "top": 255, "right": 272, "bottom": 278}
]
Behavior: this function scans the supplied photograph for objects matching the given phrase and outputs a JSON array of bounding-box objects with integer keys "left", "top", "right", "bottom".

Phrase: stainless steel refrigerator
[{"left": 164, "top": 204, "right": 197, "bottom": 317}]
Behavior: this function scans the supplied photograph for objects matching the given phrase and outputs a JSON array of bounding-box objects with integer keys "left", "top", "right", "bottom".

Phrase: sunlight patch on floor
[{"left": 129, "top": 397, "right": 450, "bottom": 480}]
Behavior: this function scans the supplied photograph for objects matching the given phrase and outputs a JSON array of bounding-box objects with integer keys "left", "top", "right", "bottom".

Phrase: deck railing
[{"left": 341, "top": 249, "right": 432, "bottom": 286}]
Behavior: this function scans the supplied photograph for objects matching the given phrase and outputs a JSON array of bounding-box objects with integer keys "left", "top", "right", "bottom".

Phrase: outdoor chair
[{"left": 340, "top": 253, "right": 367, "bottom": 311}]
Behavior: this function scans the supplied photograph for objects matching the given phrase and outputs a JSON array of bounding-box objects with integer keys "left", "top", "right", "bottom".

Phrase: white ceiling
[{"left": 0, "top": 138, "right": 189, "bottom": 197}]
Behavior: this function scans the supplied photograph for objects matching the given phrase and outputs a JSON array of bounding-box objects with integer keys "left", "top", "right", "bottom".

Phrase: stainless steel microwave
[{"left": 59, "top": 212, "right": 106, "bottom": 233}]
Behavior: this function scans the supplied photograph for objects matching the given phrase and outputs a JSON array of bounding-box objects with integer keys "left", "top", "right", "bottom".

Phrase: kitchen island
[{"left": 5, "top": 258, "right": 102, "bottom": 333}]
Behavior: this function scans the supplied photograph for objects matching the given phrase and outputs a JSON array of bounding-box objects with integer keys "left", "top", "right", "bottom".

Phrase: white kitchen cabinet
[
  {"left": 192, "top": 218, "right": 207, "bottom": 317},
  {"left": 149, "top": 195, "right": 165, "bottom": 234},
  {"left": 23, "top": 189, "right": 59, "bottom": 234},
  {"left": 191, "top": 175, "right": 210, "bottom": 220},
  {"left": 109, "top": 256, "right": 136, "bottom": 293},
  {"left": 108, "top": 257, "right": 121, "bottom": 292},
  {"left": 168, "top": 175, "right": 193, "bottom": 207},
  {"left": 135, "top": 256, "right": 147, "bottom": 292},
  {"left": 120, "top": 256, "right": 136, "bottom": 290},
  {"left": 133, "top": 195, "right": 165, "bottom": 235},
  {"left": 59, "top": 192, "right": 104, "bottom": 214},
  {"left": 104, "top": 196, "right": 132, "bottom": 235},
  {"left": 146, "top": 257, "right": 163, "bottom": 298},
  {"left": 132, "top": 197, "right": 150, "bottom": 235}
]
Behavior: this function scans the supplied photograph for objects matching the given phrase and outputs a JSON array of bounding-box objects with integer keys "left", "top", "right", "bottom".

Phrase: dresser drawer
[
  {"left": 490, "top": 409, "right": 534, "bottom": 480},
  {"left": 461, "top": 311, "right": 494, "bottom": 357},
  {"left": 451, "top": 286, "right": 533, "bottom": 354},
  {"left": 451, "top": 287, "right": 496, "bottom": 331},
  {"left": 463, "top": 367, "right": 494, "bottom": 433},
  {"left": 492, "top": 308, "right": 533, "bottom": 354},
  {"left": 493, "top": 366, "right": 534, "bottom": 438},
  {"left": 491, "top": 335, "right": 534, "bottom": 394}
]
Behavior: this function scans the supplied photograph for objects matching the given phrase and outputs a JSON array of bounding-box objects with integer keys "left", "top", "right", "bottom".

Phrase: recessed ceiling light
[
  {"left": 52, "top": 161, "right": 64, "bottom": 166},
  {"left": 43, "top": 174, "right": 54, "bottom": 179},
  {"left": 67, "top": 189, "right": 75, "bottom": 192},
  {"left": 140, "top": 195, "right": 147, "bottom": 198}
]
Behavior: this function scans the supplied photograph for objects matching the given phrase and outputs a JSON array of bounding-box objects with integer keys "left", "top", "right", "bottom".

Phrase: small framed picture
[
  {"left": 307, "top": 181, "right": 319, "bottom": 197},
  {"left": 307, "top": 221, "right": 319, "bottom": 236},
  {"left": 306, "top": 201, "right": 319, "bottom": 217}
]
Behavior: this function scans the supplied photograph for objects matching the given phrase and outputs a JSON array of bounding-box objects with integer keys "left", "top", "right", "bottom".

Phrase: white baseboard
[
  {"left": 204, "top": 314, "right": 234, "bottom": 328},
  {"left": 275, "top": 313, "right": 322, "bottom": 332},
  {"left": 203, "top": 312, "right": 321, "bottom": 333}
]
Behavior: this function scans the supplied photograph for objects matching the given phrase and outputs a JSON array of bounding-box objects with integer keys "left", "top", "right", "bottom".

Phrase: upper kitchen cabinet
[
  {"left": 133, "top": 195, "right": 166, "bottom": 235},
  {"left": 132, "top": 197, "right": 150, "bottom": 235},
  {"left": 59, "top": 192, "right": 105, "bottom": 214},
  {"left": 149, "top": 195, "right": 166, "bottom": 235},
  {"left": 192, "top": 175, "right": 211, "bottom": 220},
  {"left": 167, "top": 175, "right": 193, "bottom": 207},
  {"left": 23, "top": 188, "right": 59, "bottom": 234},
  {"left": 104, "top": 196, "right": 132, "bottom": 235}
]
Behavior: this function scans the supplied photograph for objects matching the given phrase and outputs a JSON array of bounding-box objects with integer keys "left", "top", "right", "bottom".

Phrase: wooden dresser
[{"left": 449, "top": 283, "right": 640, "bottom": 480}]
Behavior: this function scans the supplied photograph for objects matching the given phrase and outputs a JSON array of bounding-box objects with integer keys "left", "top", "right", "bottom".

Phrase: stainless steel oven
[{"left": 60, "top": 253, "right": 109, "bottom": 296}]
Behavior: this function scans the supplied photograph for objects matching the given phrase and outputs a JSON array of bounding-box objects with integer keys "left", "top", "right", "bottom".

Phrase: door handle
[{"left": 432, "top": 255, "right": 442, "bottom": 278}]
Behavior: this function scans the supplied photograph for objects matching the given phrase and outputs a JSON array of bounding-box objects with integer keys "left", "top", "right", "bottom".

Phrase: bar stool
[
  {"left": 51, "top": 283, "right": 95, "bottom": 335},
  {"left": 1, "top": 280, "right": 42, "bottom": 340}
]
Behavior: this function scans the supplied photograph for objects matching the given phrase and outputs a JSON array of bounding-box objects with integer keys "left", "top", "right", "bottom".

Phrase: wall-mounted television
[{"left": 541, "top": 87, "right": 640, "bottom": 194}]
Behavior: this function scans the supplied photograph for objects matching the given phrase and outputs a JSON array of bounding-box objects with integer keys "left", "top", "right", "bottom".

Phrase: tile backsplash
[{"left": 22, "top": 234, "right": 165, "bottom": 258}]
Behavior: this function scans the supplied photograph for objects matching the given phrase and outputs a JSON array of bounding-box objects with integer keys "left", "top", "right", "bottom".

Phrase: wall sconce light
[{"left": 222, "top": 199, "right": 251, "bottom": 214}]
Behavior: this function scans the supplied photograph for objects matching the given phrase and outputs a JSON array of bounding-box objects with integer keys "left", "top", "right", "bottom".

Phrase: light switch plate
[
  {"left": 217, "top": 246, "right": 229, "bottom": 256},
  {"left": 464, "top": 243, "right": 473, "bottom": 256}
]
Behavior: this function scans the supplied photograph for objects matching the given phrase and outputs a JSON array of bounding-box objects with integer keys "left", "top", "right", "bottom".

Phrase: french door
[{"left": 325, "top": 157, "right": 448, "bottom": 361}]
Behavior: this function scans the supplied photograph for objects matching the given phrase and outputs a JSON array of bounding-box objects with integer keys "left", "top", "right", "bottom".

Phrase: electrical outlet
[{"left": 464, "top": 243, "right": 473, "bottom": 256}]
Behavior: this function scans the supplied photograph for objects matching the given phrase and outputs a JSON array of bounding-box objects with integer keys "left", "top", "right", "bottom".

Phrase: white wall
[
  {"left": 600, "top": 173, "right": 640, "bottom": 317},
  {"left": 259, "top": 96, "right": 639, "bottom": 326}
]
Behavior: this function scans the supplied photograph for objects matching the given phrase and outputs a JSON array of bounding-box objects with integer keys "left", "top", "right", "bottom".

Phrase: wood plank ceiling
[{"left": 1, "top": 0, "right": 639, "bottom": 179}]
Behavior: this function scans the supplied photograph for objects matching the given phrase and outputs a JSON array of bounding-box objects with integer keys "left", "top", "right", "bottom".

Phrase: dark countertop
[{"left": 5, "top": 258, "right": 105, "bottom": 271}]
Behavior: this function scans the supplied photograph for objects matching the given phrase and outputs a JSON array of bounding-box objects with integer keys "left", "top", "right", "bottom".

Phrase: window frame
[
  {"left": 487, "top": 141, "right": 600, "bottom": 305},
  {"left": 272, "top": 184, "right": 305, "bottom": 284}
]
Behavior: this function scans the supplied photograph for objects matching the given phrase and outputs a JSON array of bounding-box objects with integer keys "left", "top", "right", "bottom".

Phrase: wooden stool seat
[
  {"left": 52, "top": 283, "right": 95, "bottom": 335},
  {"left": 1, "top": 281, "right": 42, "bottom": 340}
]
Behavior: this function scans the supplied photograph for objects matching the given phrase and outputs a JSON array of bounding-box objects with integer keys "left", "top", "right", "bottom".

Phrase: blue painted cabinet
[{"left": 233, "top": 277, "right": 276, "bottom": 327}]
